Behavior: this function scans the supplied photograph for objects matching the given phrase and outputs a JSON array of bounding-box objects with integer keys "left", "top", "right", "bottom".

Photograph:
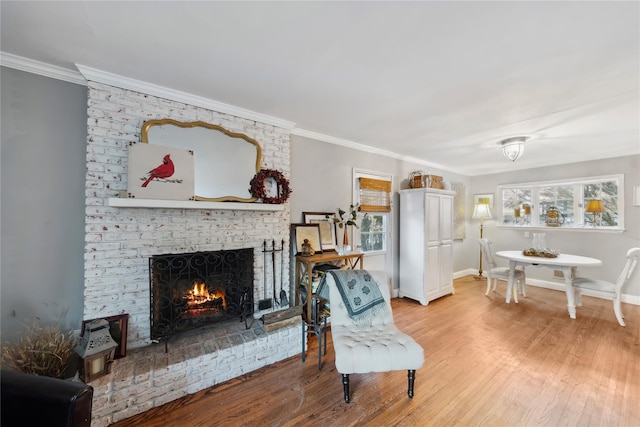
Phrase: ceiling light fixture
[{"left": 501, "top": 136, "right": 528, "bottom": 162}]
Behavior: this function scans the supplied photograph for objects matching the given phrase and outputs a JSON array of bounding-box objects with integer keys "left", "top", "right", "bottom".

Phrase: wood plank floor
[{"left": 111, "top": 276, "right": 640, "bottom": 427}]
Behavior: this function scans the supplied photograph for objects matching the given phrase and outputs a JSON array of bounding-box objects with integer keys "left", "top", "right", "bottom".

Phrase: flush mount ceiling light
[{"left": 501, "top": 136, "right": 528, "bottom": 162}]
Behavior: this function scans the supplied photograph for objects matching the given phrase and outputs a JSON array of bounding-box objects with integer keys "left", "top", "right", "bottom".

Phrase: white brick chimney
[{"left": 82, "top": 79, "right": 298, "bottom": 426}]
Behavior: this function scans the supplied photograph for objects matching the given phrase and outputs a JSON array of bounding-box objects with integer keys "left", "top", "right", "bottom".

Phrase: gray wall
[
  {"left": 467, "top": 155, "right": 640, "bottom": 298},
  {"left": 1, "top": 67, "right": 87, "bottom": 340},
  {"left": 290, "top": 135, "right": 473, "bottom": 288},
  {"left": 2, "top": 67, "right": 637, "bottom": 344},
  {"left": 291, "top": 137, "right": 640, "bottom": 299}
]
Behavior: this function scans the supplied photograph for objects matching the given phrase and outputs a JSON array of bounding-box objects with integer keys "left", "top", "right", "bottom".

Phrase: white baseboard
[
  {"left": 524, "top": 278, "right": 640, "bottom": 306},
  {"left": 455, "top": 269, "right": 479, "bottom": 279},
  {"left": 394, "top": 271, "right": 639, "bottom": 306}
]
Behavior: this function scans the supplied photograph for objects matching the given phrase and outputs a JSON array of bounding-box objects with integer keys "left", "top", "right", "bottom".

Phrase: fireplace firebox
[{"left": 150, "top": 249, "right": 254, "bottom": 341}]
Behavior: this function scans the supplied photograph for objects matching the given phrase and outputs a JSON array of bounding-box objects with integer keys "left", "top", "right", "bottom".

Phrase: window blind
[{"left": 359, "top": 177, "right": 391, "bottom": 212}]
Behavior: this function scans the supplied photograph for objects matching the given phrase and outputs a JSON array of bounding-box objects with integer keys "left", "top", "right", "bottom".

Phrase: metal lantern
[{"left": 75, "top": 319, "right": 118, "bottom": 382}]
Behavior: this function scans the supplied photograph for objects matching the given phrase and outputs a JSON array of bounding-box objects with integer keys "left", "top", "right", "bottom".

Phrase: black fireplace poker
[
  {"left": 260, "top": 239, "right": 284, "bottom": 310},
  {"left": 259, "top": 240, "right": 272, "bottom": 310}
]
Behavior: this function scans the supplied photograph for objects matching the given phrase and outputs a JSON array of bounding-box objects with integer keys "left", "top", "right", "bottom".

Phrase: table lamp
[
  {"left": 585, "top": 199, "right": 605, "bottom": 226},
  {"left": 472, "top": 203, "right": 493, "bottom": 279}
]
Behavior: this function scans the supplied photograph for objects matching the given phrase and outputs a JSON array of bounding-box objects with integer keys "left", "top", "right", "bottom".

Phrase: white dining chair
[
  {"left": 479, "top": 238, "right": 526, "bottom": 299},
  {"left": 572, "top": 247, "right": 639, "bottom": 326}
]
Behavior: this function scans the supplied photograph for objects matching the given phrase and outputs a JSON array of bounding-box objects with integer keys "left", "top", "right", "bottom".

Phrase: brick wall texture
[{"left": 83, "top": 81, "right": 298, "bottom": 426}]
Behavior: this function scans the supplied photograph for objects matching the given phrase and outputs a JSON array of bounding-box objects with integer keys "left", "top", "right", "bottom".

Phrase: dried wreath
[{"left": 249, "top": 168, "right": 292, "bottom": 204}]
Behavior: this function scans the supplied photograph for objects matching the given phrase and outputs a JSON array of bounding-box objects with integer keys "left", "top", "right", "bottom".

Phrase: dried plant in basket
[{"left": 1, "top": 320, "right": 76, "bottom": 379}]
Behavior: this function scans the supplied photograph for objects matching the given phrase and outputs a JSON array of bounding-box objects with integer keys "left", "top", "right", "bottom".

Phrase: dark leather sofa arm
[{"left": 1, "top": 370, "right": 93, "bottom": 427}]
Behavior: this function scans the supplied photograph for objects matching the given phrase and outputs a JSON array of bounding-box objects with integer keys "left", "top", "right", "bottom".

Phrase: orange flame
[{"left": 185, "top": 280, "right": 226, "bottom": 310}]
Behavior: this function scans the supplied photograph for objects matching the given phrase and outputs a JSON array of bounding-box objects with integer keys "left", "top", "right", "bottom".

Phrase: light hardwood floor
[{"left": 111, "top": 276, "right": 640, "bottom": 427}]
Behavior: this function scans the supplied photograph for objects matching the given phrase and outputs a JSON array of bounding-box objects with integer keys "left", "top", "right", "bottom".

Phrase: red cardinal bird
[{"left": 142, "top": 154, "right": 175, "bottom": 187}]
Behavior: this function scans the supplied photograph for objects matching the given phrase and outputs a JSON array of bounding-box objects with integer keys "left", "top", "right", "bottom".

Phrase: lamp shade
[
  {"left": 472, "top": 203, "right": 493, "bottom": 220},
  {"left": 585, "top": 199, "right": 606, "bottom": 213}
]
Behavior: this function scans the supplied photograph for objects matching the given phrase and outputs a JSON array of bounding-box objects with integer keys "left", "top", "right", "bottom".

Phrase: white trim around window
[
  {"left": 497, "top": 174, "right": 625, "bottom": 232},
  {"left": 352, "top": 169, "right": 393, "bottom": 254}
]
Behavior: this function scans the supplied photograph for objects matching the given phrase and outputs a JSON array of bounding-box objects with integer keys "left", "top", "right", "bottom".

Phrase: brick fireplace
[
  {"left": 150, "top": 248, "right": 255, "bottom": 340},
  {"left": 81, "top": 74, "right": 298, "bottom": 426}
]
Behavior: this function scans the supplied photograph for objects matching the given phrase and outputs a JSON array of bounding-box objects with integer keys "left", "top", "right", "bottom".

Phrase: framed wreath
[{"left": 249, "top": 168, "right": 292, "bottom": 204}]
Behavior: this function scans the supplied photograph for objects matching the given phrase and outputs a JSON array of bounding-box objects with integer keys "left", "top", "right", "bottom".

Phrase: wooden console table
[{"left": 295, "top": 251, "right": 364, "bottom": 322}]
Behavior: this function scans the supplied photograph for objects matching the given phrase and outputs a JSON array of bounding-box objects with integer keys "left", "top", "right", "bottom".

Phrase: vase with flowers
[{"left": 328, "top": 204, "right": 360, "bottom": 253}]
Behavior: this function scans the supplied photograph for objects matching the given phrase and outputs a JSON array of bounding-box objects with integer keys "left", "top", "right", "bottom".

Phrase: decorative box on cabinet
[{"left": 399, "top": 188, "right": 455, "bottom": 305}]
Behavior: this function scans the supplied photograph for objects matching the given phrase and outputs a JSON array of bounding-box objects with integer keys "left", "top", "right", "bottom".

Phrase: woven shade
[{"left": 359, "top": 178, "right": 391, "bottom": 212}]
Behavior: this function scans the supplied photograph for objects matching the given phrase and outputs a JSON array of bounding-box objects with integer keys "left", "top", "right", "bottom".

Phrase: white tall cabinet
[{"left": 399, "top": 188, "right": 455, "bottom": 305}]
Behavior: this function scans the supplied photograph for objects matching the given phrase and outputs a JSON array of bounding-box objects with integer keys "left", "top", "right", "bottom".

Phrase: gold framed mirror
[{"left": 141, "top": 119, "right": 262, "bottom": 202}]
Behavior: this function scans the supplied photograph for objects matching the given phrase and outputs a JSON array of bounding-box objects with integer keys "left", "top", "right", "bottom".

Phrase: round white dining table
[{"left": 495, "top": 251, "right": 603, "bottom": 319}]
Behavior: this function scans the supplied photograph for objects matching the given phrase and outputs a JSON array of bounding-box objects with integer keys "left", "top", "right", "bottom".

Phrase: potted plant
[
  {"left": 1, "top": 320, "right": 76, "bottom": 379},
  {"left": 328, "top": 204, "right": 360, "bottom": 246}
]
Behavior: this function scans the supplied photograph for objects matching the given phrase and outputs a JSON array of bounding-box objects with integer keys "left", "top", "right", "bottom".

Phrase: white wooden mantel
[{"left": 108, "top": 198, "right": 285, "bottom": 211}]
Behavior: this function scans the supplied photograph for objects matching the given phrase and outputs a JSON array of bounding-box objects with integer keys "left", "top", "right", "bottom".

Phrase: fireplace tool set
[{"left": 259, "top": 239, "right": 288, "bottom": 310}]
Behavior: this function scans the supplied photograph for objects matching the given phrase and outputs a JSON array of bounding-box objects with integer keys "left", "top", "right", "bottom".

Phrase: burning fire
[{"left": 185, "top": 280, "right": 225, "bottom": 310}]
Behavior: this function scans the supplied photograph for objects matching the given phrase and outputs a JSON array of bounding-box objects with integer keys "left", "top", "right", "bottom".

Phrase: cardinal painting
[
  {"left": 127, "top": 143, "right": 194, "bottom": 200},
  {"left": 141, "top": 154, "right": 174, "bottom": 187}
]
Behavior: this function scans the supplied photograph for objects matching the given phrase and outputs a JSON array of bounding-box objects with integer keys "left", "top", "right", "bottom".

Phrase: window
[
  {"left": 360, "top": 213, "right": 387, "bottom": 252},
  {"left": 539, "top": 184, "right": 575, "bottom": 226},
  {"left": 497, "top": 174, "right": 624, "bottom": 230},
  {"left": 354, "top": 171, "right": 392, "bottom": 253}
]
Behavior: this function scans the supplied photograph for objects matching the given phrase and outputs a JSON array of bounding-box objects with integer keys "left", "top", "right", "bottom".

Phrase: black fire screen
[{"left": 150, "top": 249, "right": 254, "bottom": 341}]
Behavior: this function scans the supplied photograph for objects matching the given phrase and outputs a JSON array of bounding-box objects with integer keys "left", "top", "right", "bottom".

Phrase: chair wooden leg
[
  {"left": 342, "top": 374, "right": 350, "bottom": 403},
  {"left": 301, "top": 320, "right": 306, "bottom": 363},
  {"left": 485, "top": 277, "right": 491, "bottom": 296},
  {"left": 317, "top": 325, "right": 322, "bottom": 370},
  {"left": 407, "top": 370, "right": 416, "bottom": 399},
  {"left": 613, "top": 298, "right": 626, "bottom": 327},
  {"left": 323, "top": 317, "right": 327, "bottom": 356}
]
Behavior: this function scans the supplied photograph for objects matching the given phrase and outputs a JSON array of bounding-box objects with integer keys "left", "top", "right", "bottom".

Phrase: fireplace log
[
  {"left": 262, "top": 315, "right": 301, "bottom": 332},
  {"left": 261, "top": 306, "right": 302, "bottom": 325}
]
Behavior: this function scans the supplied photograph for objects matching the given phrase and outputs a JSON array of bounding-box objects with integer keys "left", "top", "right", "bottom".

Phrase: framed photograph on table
[
  {"left": 291, "top": 223, "right": 323, "bottom": 255},
  {"left": 303, "top": 212, "right": 337, "bottom": 251}
]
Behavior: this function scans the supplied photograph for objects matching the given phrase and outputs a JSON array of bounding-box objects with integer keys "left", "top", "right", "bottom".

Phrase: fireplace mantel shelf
[{"left": 108, "top": 198, "right": 285, "bottom": 211}]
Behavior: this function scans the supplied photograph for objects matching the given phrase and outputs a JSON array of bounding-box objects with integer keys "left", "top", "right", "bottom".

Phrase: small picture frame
[
  {"left": 474, "top": 193, "right": 494, "bottom": 208},
  {"left": 291, "top": 223, "right": 323, "bottom": 255},
  {"left": 81, "top": 314, "right": 129, "bottom": 359},
  {"left": 303, "top": 212, "right": 337, "bottom": 251}
]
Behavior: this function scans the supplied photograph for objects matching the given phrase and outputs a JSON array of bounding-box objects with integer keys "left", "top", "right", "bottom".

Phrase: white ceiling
[{"left": 1, "top": 1, "right": 638, "bottom": 176}]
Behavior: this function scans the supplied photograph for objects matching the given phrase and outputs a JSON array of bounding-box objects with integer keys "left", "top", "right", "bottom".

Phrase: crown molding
[
  {"left": 0, "top": 52, "right": 295, "bottom": 129},
  {"left": 75, "top": 64, "right": 295, "bottom": 130},
  {"left": 0, "top": 52, "right": 86, "bottom": 85},
  {"left": 291, "top": 127, "right": 464, "bottom": 174}
]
